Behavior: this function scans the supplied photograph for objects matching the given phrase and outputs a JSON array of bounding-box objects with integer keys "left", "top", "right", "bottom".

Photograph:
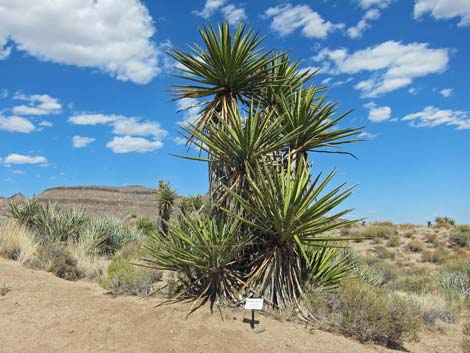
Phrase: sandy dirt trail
[{"left": 0, "top": 258, "right": 461, "bottom": 353}]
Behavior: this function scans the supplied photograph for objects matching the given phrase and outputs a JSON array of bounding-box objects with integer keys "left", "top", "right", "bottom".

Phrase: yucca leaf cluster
[{"left": 145, "top": 22, "right": 362, "bottom": 312}]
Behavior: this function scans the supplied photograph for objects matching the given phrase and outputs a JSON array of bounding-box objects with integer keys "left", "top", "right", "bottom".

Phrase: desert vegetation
[{"left": 1, "top": 21, "right": 469, "bottom": 351}]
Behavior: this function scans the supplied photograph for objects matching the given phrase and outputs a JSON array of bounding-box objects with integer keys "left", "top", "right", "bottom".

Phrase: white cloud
[
  {"left": 414, "top": 0, "right": 470, "bottom": 26},
  {"left": 0, "top": 0, "right": 161, "bottom": 84},
  {"left": 12, "top": 170, "right": 25, "bottom": 175},
  {"left": 359, "top": 131, "right": 379, "bottom": 139},
  {"left": 12, "top": 93, "right": 62, "bottom": 116},
  {"left": 193, "top": 0, "right": 227, "bottom": 19},
  {"left": 0, "top": 115, "right": 35, "bottom": 133},
  {"left": 73, "top": 135, "right": 96, "bottom": 148},
  {"left": 408, "top": 87, "right": 418, "bottom": 95},
  {"left": 0, "top": 89, "right": 8, "bottom": 98},
  {"left": 402, "top": 106, "right": 470, "bottom": 130},
  {"left": 221, "top": 4, "right": 247, "bottom": 25},
  {"left": 3, "top": 153, "right": 48, "bottom": 165},
  {"left": 313, "top": 41, "right": 449, "bottom": 97},
  {"left": 364, "top": 102, "right": 392, "bottom": 122},
  {"left": 68, "top": 114, "right": 123, "bottom": 125},
  {"left": 347, "top": 8, "right": 382, "bottom": 39},
  {"left": 193, "top": 1, "right": 247, "bottom": 25},
  {"left": 106, "top": 136, "right": 163, "bottom": 153},
  {"left": 264, "top": 4, "right": 344, "bottom": 39},
  {"left": 173, "top": 136, "right": 187, "bottom": 145},
  {"left": 356, "top": 0, "right": 392, "bottom": 9},
  {"left": 176, "top": 98, "right": 202, "bottom": 126},
  {"left": 112, "top": 118, "right": 167, "bottom": 138},
  {"left": 39, "top": 120, "right": 53, "bottom": 127},
  {"left": 440, "top": 88, "right": 453, "bottom": 97}
]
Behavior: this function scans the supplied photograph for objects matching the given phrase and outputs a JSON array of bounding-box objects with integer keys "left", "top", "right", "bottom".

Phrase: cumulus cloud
[
  {"left": 440, "top": 88, "right": 453, "bottom": 97},
  {"left": 193, "top": 0, "right": 246, "bottom": 25},
  {"left": 73, "top": 135, "right": 96, "bottom": 148},
  {"left": 68, "top": 114, "right": 123, "bottom": 125},
  {"left": 106, "top": 136, "right": 163, "bottom": 153},
  {"left": 347, "top": 8, "right": 382, "bottom": 39},
  {"left": 39, "top": 120, "right": 53, "bottom": 127},
  {"left": 112, "top": 118, "right": 167, "bottom": 138},
  {"left": 3, "top": 153, "right": 48, "bottom": 165},
  {"left": 0, "top": 115, "right": 35, "bottom": 133},
  {"left": 364, "top": 102, "right": 392, "bottom": 122},
  {"left": 359, "top": 131, "right": 379, "bottom": 139},
  {"left": 264, "top": 4, "right": 344, "bottom": 39},
  {"left": 12, "top": 93, "right": 62, "bottom": 116},
  {"left": 356, "top": 0, "right": 392, "bottom": 9},
  {"left": 0, "top": 0, "right": 161, "bottom": 84},
  {"left": 414, "top": 0, "right": 470, "bottom": 26},
  {"left": 402, "top": 106, "right": 470, "bottom": 130},
  {"left": 313, "top": 41, "right": 449, "bottom": 97}
]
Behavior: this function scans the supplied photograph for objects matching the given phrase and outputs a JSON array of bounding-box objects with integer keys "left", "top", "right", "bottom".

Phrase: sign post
[{"left": 243, "top": 298, "right": 264, "bottom": 329}]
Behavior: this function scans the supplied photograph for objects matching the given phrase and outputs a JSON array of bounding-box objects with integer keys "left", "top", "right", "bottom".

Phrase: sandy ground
[{"left": 0, "top": 258, "right": 462, "bottom": 353}]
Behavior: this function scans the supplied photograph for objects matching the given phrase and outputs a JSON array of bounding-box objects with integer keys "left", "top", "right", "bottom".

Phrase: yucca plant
[
  {"left": 156, "top": 180, "right": 177, "bottom": 234},
  {"left": 221, "top": 157, "right": 356, "bottom": 308},
  {"left": 144, "top": 214, "right": 251, "bottom": 315},
  {"left": 5, "top": 198, "right": 42, "bottom": 229}
]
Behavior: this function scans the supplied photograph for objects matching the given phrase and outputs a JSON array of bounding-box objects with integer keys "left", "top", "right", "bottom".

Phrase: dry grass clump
[
  {"left": 338, "top": 280, "right": 422, "bottom": 348},
  {"left": 406, "top": 240, "right": 424, "bottom": 252},
  {"left": 421, "top": 249, "right": 450, "bottom": 264},
  {"left": 0, "top": 220, "right": 38, "bottom": 265},
  {"left": 463, "top": 322, "right": 470, "bottom": 353},
  {"left": 424, "top": 232, "right": 438, "bottom": 244},
  {"left": 0, "top": 283, "right": 10, "bottom": 296},
  {"left": 39, "top": 244, "right": 81, "bottom": 281},
  {"left": 449, "top": 231, "right": 470, "bottom": 248},
  {"left": 65, "top": 240, "right": 108, "bottom": 280},
  {"left": 362, "top": 225, "right": 398, "bottom": 241}
]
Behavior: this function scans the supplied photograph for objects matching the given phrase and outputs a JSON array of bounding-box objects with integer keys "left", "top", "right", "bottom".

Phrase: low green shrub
[
  {"left": 362, "top": 225, "right": 397, "bottom": 240},
  {"left": 449, "top": 231, "right": 470, "bottom": 248},
  {"left": 387, "top": 235, "right": 401, "bottom": 247},
  {"left": 100, "top": 244, "right": 160, "bottom": 296},
  {"left": 389, "top": 275, "right": 437, "bottom": 294},
  {"left": 439, "top": 259, "right": 470, "bottom": 295},
  {"left": 339, "top": 280, "right": 422, "bottom": 348},
  {"left": 421, "top": 249, "right": 450, "bottom": 264},
  {"left": 39, "top": 244, "right": 81, "bottom": 281}
]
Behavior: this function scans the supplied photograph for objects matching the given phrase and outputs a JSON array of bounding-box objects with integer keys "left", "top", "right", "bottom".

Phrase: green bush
[
  {"left": 439, "top": 259, "right": 470, "bottom": 295},
  {"left": 362, "top": 225, "right": 397, "bottom": 240},
  {"left": 81, "top": 216, "right": 139, "bottom": 255},
  {"left": 100, "top": 244, "right": 160, "bottom": 296},
  {"left": 389, "top": 275, "right": 436, "bottom": 294},
  {"left": 387, "top": 235, "right": 400, "bottom": 247},
  {"left": 449, "top": 231, "right": 470, "bottom": 248},
  {"left": 39, "top": 244, "right": 81, "bottom": 281},
  {"left": 339, "top": 280, "right": 422, "bottom": 348}
]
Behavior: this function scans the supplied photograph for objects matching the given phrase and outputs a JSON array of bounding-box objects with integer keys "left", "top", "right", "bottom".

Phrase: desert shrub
[
  {"left": 403, "top": 231, "right": 415, "bottom": 239},
  {"left": 424, "top": 233, "right": 438, "bottom": 244},
  {"left": 449, "top": 231, "right": 470, "bottom": 248},
  {"left": 0, "top": 220, "right": 38, "bottom": 265},
  {"left": 403, "top": 292, "right": 462, "bottom": 324},
  {"left": 421, "top": 249, "right": 450, "bottom": 264},
  {"left": 65, "top": 240, "right": 108, "bottom": 280},
  {"left": 370, "top": 261, "right": 400, "bottom": 284},
  {"left": 457, "top": 225, "right": 470, "bottom": 233},
  {"left": 435, "top": 216, "right": 455, "bottom": 226},
  {"left": 39, "top": 244, "right": 81, "bottom": 281},
  {"left": 387, "top": 235, "right": 400, "bottom": 247},
  {"left": 362, "top": 225, "right": 397, "bottom": 240},
  {"left": 135, "top": 216, "right": 158, "bottom": 236},
  {"left": 406, "top": 240, "right": 423, "bottom": 252},
  {"left": 100, "top": 243, "right": 160, "bottom": 296},
  {"left": 375, "top": 246, "right": 395, "bottom": 260},
  {"left": 338, "top": 280, "right": 422, "bottom": 347},
  {"left": 439, "top": 259, "right": 470, "bottom": 295},
  {"left": 389, "top": 275, "right": 436, "bottom": 294},
  {"left": 81, "top": 216, "right": 139, "bottom": 255}
]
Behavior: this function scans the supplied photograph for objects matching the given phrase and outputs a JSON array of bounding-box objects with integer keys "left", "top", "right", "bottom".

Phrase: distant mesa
[{"left": 0, "top": 185, "right": 158, "bottom": 218}]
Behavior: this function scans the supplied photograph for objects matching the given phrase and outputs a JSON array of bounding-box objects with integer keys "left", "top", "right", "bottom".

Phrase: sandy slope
[{"left": 0, "top": 258, "right": 462, "bottom": 353}]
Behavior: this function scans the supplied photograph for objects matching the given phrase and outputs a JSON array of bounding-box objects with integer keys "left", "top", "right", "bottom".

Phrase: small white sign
[{"left": 244, "top": 298, "right": 264, "bottom": 310}]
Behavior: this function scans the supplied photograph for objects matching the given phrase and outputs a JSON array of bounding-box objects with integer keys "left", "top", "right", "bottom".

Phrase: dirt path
[{"left": 0, "top": 258, "right": 461, "bottom": 353}]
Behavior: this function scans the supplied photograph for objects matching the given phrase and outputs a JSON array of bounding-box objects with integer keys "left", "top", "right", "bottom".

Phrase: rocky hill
[{"left": 1, "top": 186, "right": 158, "bottom": 218}]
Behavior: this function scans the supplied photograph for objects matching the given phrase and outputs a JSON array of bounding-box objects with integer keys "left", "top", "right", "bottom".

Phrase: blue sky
[{"left": 0, "top": 0, "right": 469, "bottom": 224}]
